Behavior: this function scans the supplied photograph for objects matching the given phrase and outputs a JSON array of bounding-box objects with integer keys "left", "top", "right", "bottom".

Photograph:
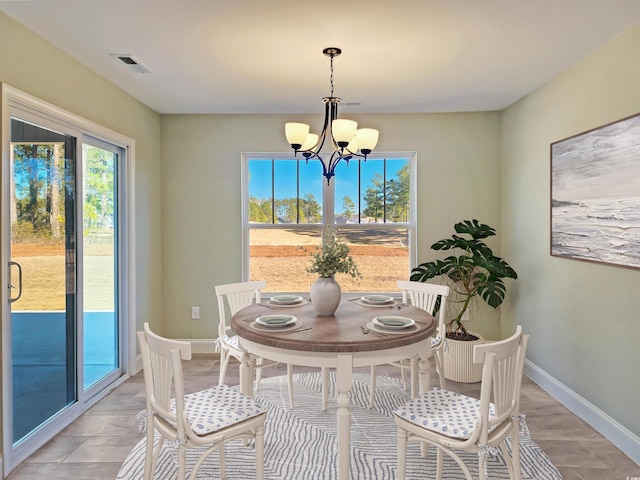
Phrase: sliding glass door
[
  {"left": 9, "top": 118, "right": 79, "bottom": 445},
  {"left": 82, "top": 138, "right": 121, "bottom": 394},
  {"left": 2, "top": 89, "right": 131, "bottom": 475}
]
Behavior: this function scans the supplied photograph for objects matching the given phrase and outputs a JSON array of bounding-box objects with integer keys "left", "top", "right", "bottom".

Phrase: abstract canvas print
[{"left": 551, "top": 113, "right": 640, "bottom": 269}]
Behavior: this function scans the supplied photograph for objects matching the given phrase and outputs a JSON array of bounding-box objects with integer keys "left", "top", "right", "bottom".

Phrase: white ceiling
[{"left": 2, "top": 0, "right": 640, "bottom": 115}]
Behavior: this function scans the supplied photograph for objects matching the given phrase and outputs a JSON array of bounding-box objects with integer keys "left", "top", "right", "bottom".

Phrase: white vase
[
  {"left": 310, "top": 277, "right": 342, "bottom": 316},
  {"left": 443, "top": 332, "right": 485, "bottom": 383}
]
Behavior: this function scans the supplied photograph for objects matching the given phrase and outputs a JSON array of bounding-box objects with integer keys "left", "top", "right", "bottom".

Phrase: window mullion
[
  {"left": 383, "top": 158, "right": 387, "bottom": 223},
  {"left": 296, "top": 160, "right": 300, "bottom": 224},
  {"left": 358, "top": 160, "right": 362, "bottom": 224},
  {"left": 324, "top": 175, "right": 334, "bottom": 230},
  {"left": 271, "top": 158, "right": 275, "bottom": 224}
]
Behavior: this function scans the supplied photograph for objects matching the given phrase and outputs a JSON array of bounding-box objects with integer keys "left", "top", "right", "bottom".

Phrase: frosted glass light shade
[
  {"left": 300, "top": 133, "right": 319, "bottom": 152},
  {"left": 285, "top": 123, "right": 310, "bottom": 148},
  {"left": 345, "top": 138, "right": 359, "bottom": 154},
  {"left": 355, "top": 128, "right": 379, "bottom": 154},
  {"left": 332, "top": 119, "right": 357, "bottom": 146}
]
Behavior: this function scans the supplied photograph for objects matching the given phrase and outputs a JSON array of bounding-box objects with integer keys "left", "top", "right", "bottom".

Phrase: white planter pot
[
  {"left": 443, "top": 333, "right": 485, "bottom": 383},
  {"left": 310, "top": 277, "right": 341, "bottom": 316}
]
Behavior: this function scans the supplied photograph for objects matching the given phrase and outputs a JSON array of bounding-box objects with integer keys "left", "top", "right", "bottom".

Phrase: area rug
[{"left": 117, "top": 373, "right": 562, "bottom": 479}]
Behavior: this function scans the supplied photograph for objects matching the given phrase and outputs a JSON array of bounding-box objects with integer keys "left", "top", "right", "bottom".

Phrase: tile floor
[{"left": 7, "top": 355, "right": 640, "bottom": 480}]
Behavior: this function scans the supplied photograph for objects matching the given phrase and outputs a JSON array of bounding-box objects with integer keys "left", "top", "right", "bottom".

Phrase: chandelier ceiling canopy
[{"left": 284, "top": 47, "right": 379, "bottom": 184}]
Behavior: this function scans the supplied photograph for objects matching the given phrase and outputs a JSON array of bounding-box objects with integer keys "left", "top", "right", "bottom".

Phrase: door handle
[{"left": 9, "top": 261, "right": 22, "bottom": 303}]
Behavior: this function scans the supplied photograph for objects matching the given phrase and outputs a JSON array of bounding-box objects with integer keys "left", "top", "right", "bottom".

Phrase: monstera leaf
[
  {"left": 472, "top": 252, "right": 518, "bottom": 280},
  {"left": 410, "top": 219, "right": 517, "bottom": 335},
  {"left": 454, "top": 219, "right": 496, "bottom": 240},
  {"left": 410, "top": 259, "right": 450, "bottom": 282},
  {"left": 476, "top": 278, "right": 508, "bottom": 308}
]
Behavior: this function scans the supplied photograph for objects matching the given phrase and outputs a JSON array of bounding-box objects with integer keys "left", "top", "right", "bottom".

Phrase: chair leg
[
  {"left": 218, "top": 348, "right": 226, "bottom": 380},
  {"left": 287, "top": 363, "right": 295, "bottom": 409},
  {"left": 500, "top": 442, "right": 516, "bottom": 480},
  {"left": 218, "top": 352, "right": 232, "bottom": 386},
  {"left": 218, "top": 444, "right": 226, "bottom": 479},
  {"left": 143, "top": 424, "right": 155, "bottom": 480},
  {"left": 509, "top": 419, "right": 522, "bottom": 480},
  {"left": 436, "top": 446, "right": 443, "bottom": 480},
  {"left": 478, "top": 456, "right": 488, "bottom": 480},
  {"left": 192, "top": 445, "right": 225, "bottom": 480},
  {"left": 400, "top": 363, "right": 409, "bottom": 391},
  {"left": 177, "top": 439, "right": 186, "bottom": 480},
  {"left": 255, "top": 424, "right": 265, "bottom": 480},
  {"left": 369, "top": 365, "right": 377, "bottom": 409},
  {"left": 396, "top": 427, "right": 407, "bottom": 480},
  {"left": 151, "top": 434, "right": 165, "bottom": 476},
  {"left": 442, "top": 447, "right": 474, "bottom": 480},
  {"left": 434, "top": 350, "right": 446, "bottom": 389}
]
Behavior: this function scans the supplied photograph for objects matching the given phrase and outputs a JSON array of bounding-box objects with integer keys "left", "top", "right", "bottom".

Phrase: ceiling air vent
[{"left": 110, "top": 54, "right": 152, "bottom": 74}]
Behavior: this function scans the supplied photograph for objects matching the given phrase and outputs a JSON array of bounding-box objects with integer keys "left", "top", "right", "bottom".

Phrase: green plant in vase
[
  {"left": 306, "top": 227, "right": 361, "bottom": 279},
  {"left": 306, "top": 227, "right": 360, "bottom": 316},
  {"left": 410, "top": 219, "right": 517, "bottom": 340}
]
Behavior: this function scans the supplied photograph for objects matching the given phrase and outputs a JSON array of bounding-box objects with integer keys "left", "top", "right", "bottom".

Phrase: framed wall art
[{"left": 551, "top": 112, "right": 640, "bottom": 270}]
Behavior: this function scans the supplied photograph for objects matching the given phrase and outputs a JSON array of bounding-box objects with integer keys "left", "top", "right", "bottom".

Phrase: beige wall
[
  {"left": 0, "top": 10, "right": 163, "bottom": 464},
  {"left": 0, "top": 11, "right": 163, "bottom": 338},
  {"left": 501, "top": 23, "right": 640, "bottom": 440},
  {"left": 159, "top": 112, "right": 503, "bottom": 339}
]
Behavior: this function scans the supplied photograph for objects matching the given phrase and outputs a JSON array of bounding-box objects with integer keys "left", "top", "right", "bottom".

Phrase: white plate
[
  {"left": 255, "top": 314, "right": 297, "bottom": 328},
  {"left": 270, "top": 295, "right": 304, "bottom": 305},
  {"left": 373, "top": 316, "right": 415, "bottom": 330},
  {"left": 361, "top": 295, "right": 394, "bottom": 305}
]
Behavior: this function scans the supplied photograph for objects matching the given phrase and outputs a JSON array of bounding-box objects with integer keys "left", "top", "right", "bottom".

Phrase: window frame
[
  {"left": 1, "top": 84, "right": 135, "bottom": 474},
  {"left": 241, "top": 151, "right": 417, "bottom": 293}
]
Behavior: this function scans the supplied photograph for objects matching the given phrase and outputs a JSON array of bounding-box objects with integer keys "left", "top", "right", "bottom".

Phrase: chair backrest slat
[
  {"left": 138, "top": 323, "right": 192, "bottom": 422},
  {"left": 215, "top": 280, "right": 266, "bottom": 339},
  {"left": 150, "top": 351, "right": 174, "bottom": 408},
  {"left": 474, "top": 326, "right": 529, "bottom": 423},
  {"left": 397, "top": 280, "right": 450, "bottom": 338}
]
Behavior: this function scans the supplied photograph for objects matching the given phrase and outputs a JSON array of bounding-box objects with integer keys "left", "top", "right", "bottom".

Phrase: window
[{"left": 242, "top": 152, "right": 416, "bottom": 293}]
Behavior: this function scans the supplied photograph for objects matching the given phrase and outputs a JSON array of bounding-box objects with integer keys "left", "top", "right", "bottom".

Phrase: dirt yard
[
  {"left": 10, "top": 229, "right": 409, "bottom": 310},
  {"left": 249, "top": 228, "right": 409, "bottom": 292}
]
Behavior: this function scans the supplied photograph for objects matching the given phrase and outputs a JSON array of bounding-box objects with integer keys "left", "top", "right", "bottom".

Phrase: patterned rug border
[{"left": 117, "top": 373, "right": 563, "bottom": 480}]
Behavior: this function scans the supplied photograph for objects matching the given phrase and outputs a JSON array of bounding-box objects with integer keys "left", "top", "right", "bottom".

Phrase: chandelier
[{"left": 284, "top": 47, "right": 379, "bottom": 184}]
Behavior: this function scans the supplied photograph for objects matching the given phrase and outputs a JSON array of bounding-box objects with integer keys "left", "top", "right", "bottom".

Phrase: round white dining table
[{"left": 231, "top": 298, "right": 436, "bottom": 480}]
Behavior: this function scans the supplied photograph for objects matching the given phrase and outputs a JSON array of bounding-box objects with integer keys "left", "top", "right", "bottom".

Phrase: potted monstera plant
[{"left": 410, "top": 219, "right": 518, "bottom": 382}]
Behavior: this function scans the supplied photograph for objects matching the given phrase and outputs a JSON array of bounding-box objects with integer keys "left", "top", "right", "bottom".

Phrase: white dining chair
[
  {"left": 215, "top": 280, "right": 296, "bottom": 408},
  {"left": 394, "top": 325, "right": 529, "bottom": 480},
  {"left": 369, "top": 280, "right": 450, "bottom": 408},
  {"left": 137, "top": 323, "right": 266, "bottom": 480}
]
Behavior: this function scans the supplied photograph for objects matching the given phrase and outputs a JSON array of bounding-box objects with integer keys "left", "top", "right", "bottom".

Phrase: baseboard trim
[
  {"left": 133, "top": 340, "right": 219, "bottom": 375},
  {"left": 525, "top": 359, "right": 640, "bottom": 465},
  {"left": 184, "top": 339, "right": 219, "bottom": 354}
]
